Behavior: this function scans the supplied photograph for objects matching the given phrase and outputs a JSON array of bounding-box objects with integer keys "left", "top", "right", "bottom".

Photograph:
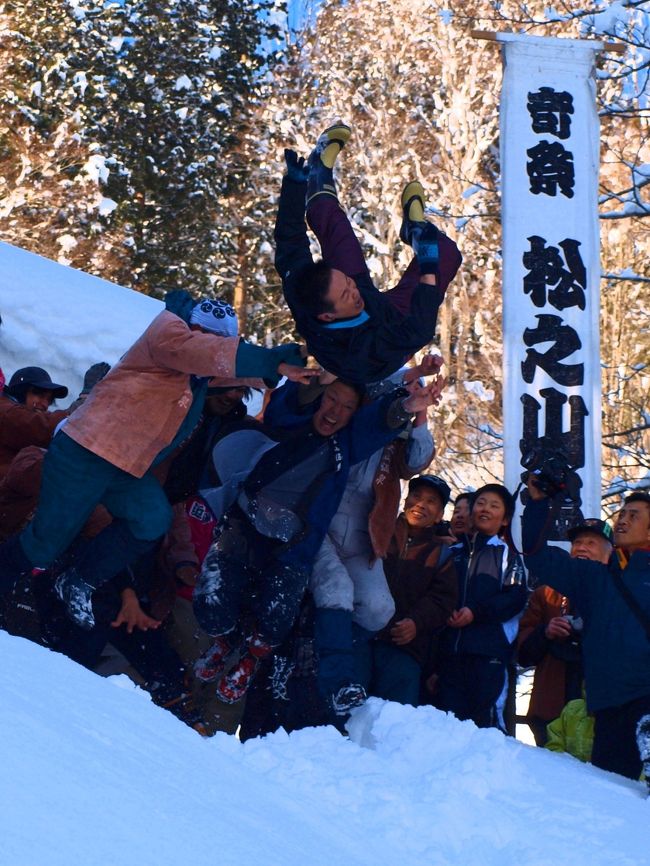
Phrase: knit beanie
[{"left": 189, "top": 299, "right": 238, "bottom": 337}]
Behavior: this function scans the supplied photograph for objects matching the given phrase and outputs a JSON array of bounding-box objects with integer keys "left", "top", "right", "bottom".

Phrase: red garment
[
  {"left": 164, "top": 494, "right": 218, "bottom": 601},
  {"left": 517, "top": 585, "right": 574, "bottom": 722},
  {"left": 0, "top": 394, "right": 67, "bottom": 479}
]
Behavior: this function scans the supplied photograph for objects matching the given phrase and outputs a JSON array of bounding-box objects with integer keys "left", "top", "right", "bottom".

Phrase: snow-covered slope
[
  {"left": 0, "top": 241, "right": 161, "bottom": 406},
  {"left": 0, "top": 631, "right": 647, "bottom": 866}
]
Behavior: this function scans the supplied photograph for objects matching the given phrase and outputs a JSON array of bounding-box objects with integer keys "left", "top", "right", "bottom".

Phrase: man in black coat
[{"left": 274, "top": 123, "right": 462, "bottom": 384}]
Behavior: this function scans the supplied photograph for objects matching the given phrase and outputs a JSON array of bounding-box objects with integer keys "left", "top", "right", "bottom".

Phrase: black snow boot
[
  {"left": 636, "top": 713, "right": 650, "bottom": 796},
  {"left": 0, "top": 535, "right": 34, "bottom": 594},
  {"left": 54, "top": 568, "right": 97, "bottom": 631}
]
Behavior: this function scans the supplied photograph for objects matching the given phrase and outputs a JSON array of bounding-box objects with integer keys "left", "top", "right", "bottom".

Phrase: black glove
[
  {"left": 284, "top": 149, "right": 309, "bottom": 183},
  {"left": 81, "top": 362, "right": 111, "bottom": 395}
]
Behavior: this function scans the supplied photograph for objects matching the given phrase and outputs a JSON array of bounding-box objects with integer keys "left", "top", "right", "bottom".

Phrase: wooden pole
[{"left": 470, "top": 29, "right": 627, "bottom": 54}]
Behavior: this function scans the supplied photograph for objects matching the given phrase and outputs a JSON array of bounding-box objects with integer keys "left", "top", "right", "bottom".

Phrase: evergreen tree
[{"left": 0, "top": 0, "right": 286, "bottom": 294}]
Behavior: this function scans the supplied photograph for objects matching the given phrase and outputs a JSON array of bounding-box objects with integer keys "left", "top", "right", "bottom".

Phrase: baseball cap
[
  {"left": 408, "top": 474, "right": 451, "bottom": 506},
  {"left": 7, "top": 367, "right": 68, "bottom": 399},
  {"left": 567, "top": 518, "right": 613, "bottom": 543}
]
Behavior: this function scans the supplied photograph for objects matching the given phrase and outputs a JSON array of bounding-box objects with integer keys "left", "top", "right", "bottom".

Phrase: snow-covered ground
[
  {"left": 0, "top": 630, "right": 647, "bottom": 866},
  {"left": 0, "top": 242, "right": 648, "bottom": 866}
]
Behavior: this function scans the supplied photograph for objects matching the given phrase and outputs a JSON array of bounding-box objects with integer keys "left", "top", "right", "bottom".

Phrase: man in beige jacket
[{"left": 0, "top": 292, "right": 311, "bottom": 629}]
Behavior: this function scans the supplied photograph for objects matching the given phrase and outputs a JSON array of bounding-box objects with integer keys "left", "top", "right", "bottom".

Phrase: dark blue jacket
[
  {"left": 523, "top": 497, "right": 650, "bottom": 712},
  {"left": 256, "top": 381, "right": 408, "bottom": 569},
  {"left": 440, "top": 532, "right": 528, "bottom": 663},
  {"left": 274, "top": 177, "right": 461, "bottom": 384}
]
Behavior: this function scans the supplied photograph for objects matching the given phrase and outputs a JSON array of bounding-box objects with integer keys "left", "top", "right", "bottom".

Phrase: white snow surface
[
  {"left": 0, "top": 631, "right": 648, "bottom": 866},
  {"left": 0, "top": 240, "right": 161, "bottom": 405},
  {"left": 0, "top": 245, "right": 648, "bottom": 864}
]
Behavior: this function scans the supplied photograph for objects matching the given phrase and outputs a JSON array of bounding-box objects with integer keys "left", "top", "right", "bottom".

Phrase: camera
[
  {"left": 521, "top": 436, "right": 581, "bottom": 501},
  {"left": 562, "top": 614, "right": 584, "bottom": 634}
]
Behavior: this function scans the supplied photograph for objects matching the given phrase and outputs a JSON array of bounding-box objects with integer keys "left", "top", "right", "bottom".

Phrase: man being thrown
[
  {"left": 275, "top": 123, "right": 462, "bottom": 384},
  {"left": 192, "top": 376, "right": 443, "bottom": 708}
]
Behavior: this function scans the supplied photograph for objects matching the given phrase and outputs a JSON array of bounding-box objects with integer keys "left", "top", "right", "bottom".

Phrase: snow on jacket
[
  {"left": 0, "top": 394, "right": 68, "bottom": 479},
  {"left": 440, "top": 532, "right": 528, "bottom": 663},
  {"left": 274, "top": 176, "right": 462, "bottom": 384},
  {"left": 523, "top": 497, "right": 650, "bottom": 713},
  {"left": 378, "top": 515, "right": 458, "bottom": 670},
  {"left": 265, "top": 380, "right": 434, "bottom": 561},
  {"left": 244, "top": 382, "right": 411, "bottom": 570},
  {"left": 517, "top": 585, "right": 583, "bottom": 723},
  {"left": 63, "top": 310, "right": 243, "bottom": 478}
]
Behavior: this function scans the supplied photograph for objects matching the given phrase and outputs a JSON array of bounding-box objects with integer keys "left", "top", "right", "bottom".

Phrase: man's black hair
[
  {"left": 292, "top": 259, "right": 335, "bottom": 317},
  {"left": 471, "top": 483, "right": 516, "bottom": 521},
  {"left": 331, "top": 378, "right": 365, "bottom": 404},
  {"left": 454, "top": 491, "right": 475, "bottom": 508},
  {"left": 624, "top": 491, "right": 650, "bottom": 512}
]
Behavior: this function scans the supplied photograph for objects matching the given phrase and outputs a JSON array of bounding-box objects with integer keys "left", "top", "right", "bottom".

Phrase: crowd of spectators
[{"left": 0, "top": 122, "right": 648, "bottom": 792}]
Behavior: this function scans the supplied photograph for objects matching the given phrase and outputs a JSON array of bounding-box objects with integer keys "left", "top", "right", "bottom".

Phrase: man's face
[
  {"left": 24, "top": 387, "right": 55, "bottom": 413},
  {"left": 471, "top": 492, "right": 509, "bottom": 537},
  {"left": 205, "top": 387, "right": 246, "bottom": 417},
  {"left": 318, "top": 269, "right": 365, "bottom": 322},
  {"left": 613, "top": 502, "right": 650, "bottom": 552},
  {"left": 570, "top": 532, "right": 611, "bottom": 564},
  {"left": 404, "top": 486, "right": 444, "bottom": 531},
  {"left": 312, "top": 381, "right": 360, "bottom": 437},
  {"left": 451, "top": 497, "right": 472, "bottom": 537}
]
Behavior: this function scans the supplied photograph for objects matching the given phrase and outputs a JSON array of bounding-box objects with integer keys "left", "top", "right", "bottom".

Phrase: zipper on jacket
[{"left": 454, "top": 536, "right": 475, "bottom": 654}]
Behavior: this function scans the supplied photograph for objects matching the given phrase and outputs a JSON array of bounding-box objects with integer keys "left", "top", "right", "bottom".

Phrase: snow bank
[
  {"left": 0, "top": 241, "right": 161, "bottom": 406},
  {"left": 0, "top": 632, "right": 646, "bottom": 866}
]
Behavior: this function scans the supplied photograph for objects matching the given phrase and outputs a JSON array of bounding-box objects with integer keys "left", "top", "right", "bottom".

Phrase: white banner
[{"left": 500, "top": 34, "right": 603, "bottom": 542}]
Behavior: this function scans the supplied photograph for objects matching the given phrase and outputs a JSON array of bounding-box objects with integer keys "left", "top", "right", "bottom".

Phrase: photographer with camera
[
  {"left": 523, "top": 477, "right": 650, "bottom": 782},
  {"left": 517, "top": 517, "right": 612, "bottom": 746}
]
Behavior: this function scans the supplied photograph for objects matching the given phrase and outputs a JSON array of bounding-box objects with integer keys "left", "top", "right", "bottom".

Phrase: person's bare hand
[
  {"left": 176, "top": 564, "right": 199, "bottom": 587},
  {"left": 545, "top": 616, "right": 572, "bottom": 641},
  {"left": 526, "top": 474, "right": 547, "bottom": 501},
  {"left": 428, "top": 374, "right": 447, "bottom": 406},
  {"left": 111, "top": 588, "right": 161, "bottom": 634},
  {"left": 447, "top": 607, "right": 474, "bottom": 628},
  {"left": 390, "top": 618, "right": 417, "bottom": 645},
  {"left": 279, "top": 362, "right": 321, "bottom": 384},
  {"left": 318, "top": 369, "right": 338, "bottom": 385},
  {"left": 402, "top": 354, "right": 444, "bottom": 386},
  {"left": 418, "top": 354, "right": 444, "bottom": 377},
  {"left": 403, "top": 378, "right": 446, "bottom": 413}
]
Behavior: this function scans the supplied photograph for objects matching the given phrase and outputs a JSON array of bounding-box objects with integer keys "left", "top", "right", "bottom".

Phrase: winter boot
[
  {"left": 215, "top": 651, "right": 260, "bottom": 704},
  {"left": 0, "top": 534, "right": 34, "bottom": 594},
  {"left": 636, "top": 714, "right": 650, "bottom": 796},
  {"left": 215, "top": 632, "right": 274, "bottom": 704},
  {"left": 307, "top": 122, "right": 351, "bottom": 204},
  {"left": 330, "top": 682, "right": 367, "bottom": 718},
  {"left": 54, "top": 568, "right": 96, "bottom": 630},
  {"left": 399, "top": 181, "right": 441, "bottom": 276},
  {"left": 193, "top": 634, "right": 239, "bottom": 683},
  {"left": 399, "top": 180, "right": 426, "bottom": 245}
]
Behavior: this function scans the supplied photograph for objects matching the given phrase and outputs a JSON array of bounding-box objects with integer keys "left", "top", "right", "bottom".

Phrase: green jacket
[{"left": 545, "top": 698, "right": 594, "bottom": 764}]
